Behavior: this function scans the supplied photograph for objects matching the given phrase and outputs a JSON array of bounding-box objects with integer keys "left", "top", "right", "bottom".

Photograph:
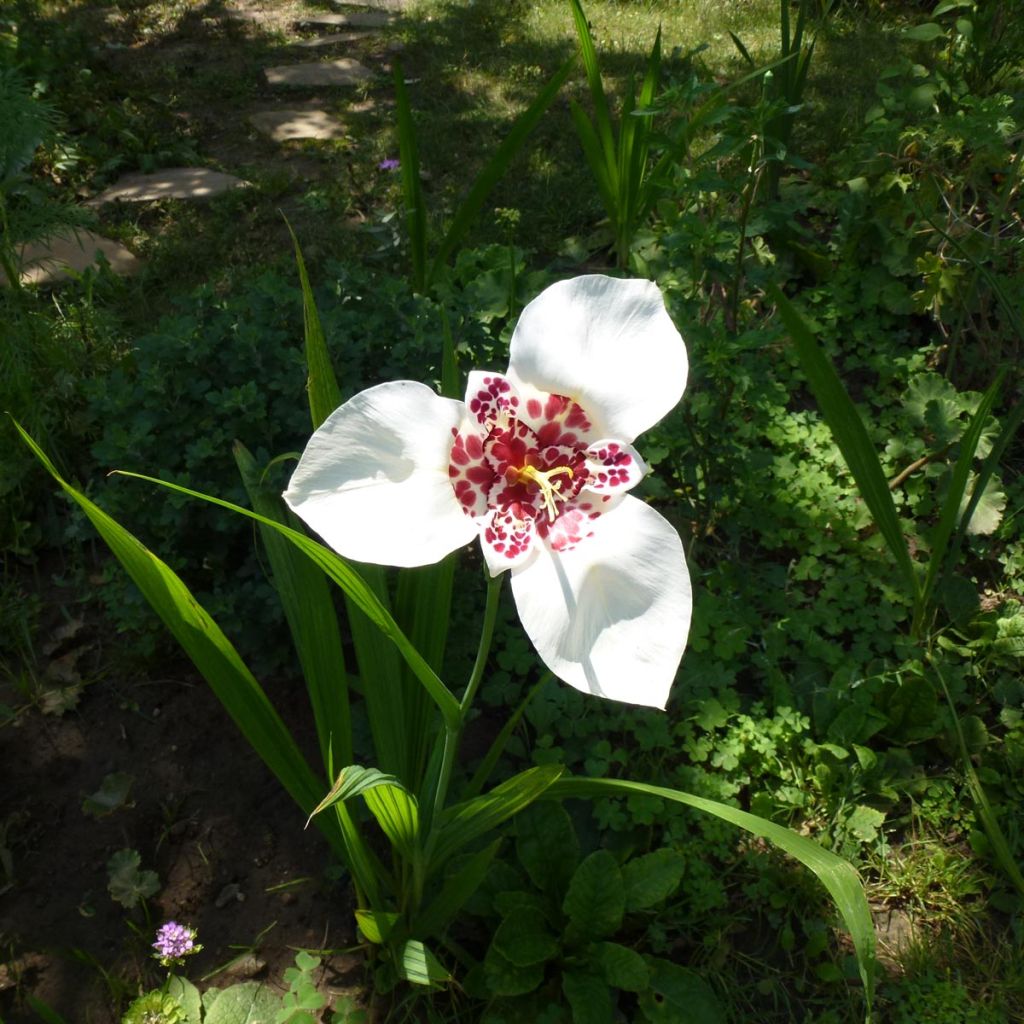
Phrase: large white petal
[
  {"left": 284, "top": 381, "right": 477, "bottom": 567},
  {"left": 507, "top": 275, "right": 687, "bottom": 443},
  {"left": 510, "top": 496, "right": 691, "bottom": 709}
]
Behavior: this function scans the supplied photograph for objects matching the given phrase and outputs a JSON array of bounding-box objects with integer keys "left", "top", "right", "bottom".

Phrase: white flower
[{"left": 284, "top": 275, "right": 691, "bottom": 708}]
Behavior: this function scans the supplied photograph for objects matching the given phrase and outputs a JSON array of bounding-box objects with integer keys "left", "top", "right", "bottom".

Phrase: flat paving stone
[
  {"left": 291, "top": 31, "right": 364, "bottom": 49},
  {"left": 330, "top": 0, "right": 408, "bottom": 9},
  {"left": 249, "top": 108, "right": 346, "bottom": 141},
  {"left": 296, "top": 11, "right": 394, "bottom": 29},
  {"left": 264, "top": 60, "right": 373, "bottom": 88},
  {"left": 86, "top": 168, "right": 248, "bottom": 205},
  {"left": 16, "top": 229, "right": 140, "bottom": 286}
]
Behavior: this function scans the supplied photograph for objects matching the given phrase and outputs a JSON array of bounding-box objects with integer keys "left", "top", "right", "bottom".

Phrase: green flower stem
[{"left": 430, "top": 573, "right": 505, "bottom": 825}]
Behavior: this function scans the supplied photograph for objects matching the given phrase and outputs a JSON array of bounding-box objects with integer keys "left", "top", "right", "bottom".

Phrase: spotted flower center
[{"left": 448, "top": 373, "right": 647, "bottom": 568}]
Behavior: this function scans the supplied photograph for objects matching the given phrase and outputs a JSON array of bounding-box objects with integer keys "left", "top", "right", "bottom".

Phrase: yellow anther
[{"left": 517, "top": 464, "right": 574, "bottom": 521}]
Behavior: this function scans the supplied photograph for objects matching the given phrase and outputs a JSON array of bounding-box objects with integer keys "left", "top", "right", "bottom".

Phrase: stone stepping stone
[
  {"left": 16, "top": 229, "right": 140, "bottom": 286},
  {"left": 331, "top": 0, "right": 408, "bottom": 9},
  {"left": 291, "top": 31, "right": 364, "bottom": 49},
  {"left": 249, "top": 108, "right": 346, "bottom": 142},
  {"left": 264, "top": 60, "right": 373, "bottom": 88},
  {"left": 296, "top": 11, "right": 394, "bottom": 30},
  {"left": 86, "top": 168, "right": 248, "bottom": 205}
]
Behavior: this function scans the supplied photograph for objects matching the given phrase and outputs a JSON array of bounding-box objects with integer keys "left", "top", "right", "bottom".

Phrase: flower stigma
[{"left": 516, "top": 463, "right": 573, "bottom": 521}]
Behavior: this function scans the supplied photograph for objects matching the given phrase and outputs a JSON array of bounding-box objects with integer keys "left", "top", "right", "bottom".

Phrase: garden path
[{"left": 17, "top": 0, "right": 405, "bottom": 285}]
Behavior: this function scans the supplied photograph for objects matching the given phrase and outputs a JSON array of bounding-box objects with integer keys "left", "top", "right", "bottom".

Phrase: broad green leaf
[
  {"left": 638, "top": 959, "right": 724, "bottom": 1023},
  {"left": 284, "top": 220, "right": 340, "bottom": 430},
  {"left": 82, "top": 772, "right": 133, "bottom": 818},
  {"left": 484, "top": 945, "right": 545, "bottom": 998},
  {"left": 768, "top": 283, "right": 917, "bottom": 608},
  {"left": 492, "top": 907, "right": 560, "bottom": 967},
  {"left": 107, "top": 849, "right": 159, "bottom": 909},
  {"left": 356, "top": 909, "right": 400, "bottom": 944},
  {"left": 595, "top": 942, "right": 650, "bottom": 992},
  {"left": 960, "top": 474, "right": 1005, "bottom": 535},
  {"left": 432, "top": 764, "right": 564, "bottom": 866},
  {"left": 562, "top": 970, "right": 613, "bottom": 1024},
  {"left": 168, "top": 976, "right": 203, "bottom": 1024},
  {"left": 414, "top": 840, "right": 502, "bottom": 939},
  {"left": 515, "top": 800, "right": 579, "bottom": 897},
  {"left": 563, "top": 850, "right": 624, "bottom": 942},
  {"left": 546, "top": 776, "right": 876, "bottom": 1007},
  {"left": 903, "top": 22, "right": 945, "bottom": 41},
  {"left": 396, "top": 940, "right": 450, "bottom": 987},
  {"left": 15, "top": 424, "right": 333, "bottom": 847},
  {"left": 235, "top": 442, "right": 351, "bottom": 773},
  {"left": 203, "top": 982, "right": 281, "bottom": 1024},
  {"left": 622, "top": 848, "right": 685, "bottom": 911},
  {"left": 845, "top": 805, "right": 886, "bottom": 844}
]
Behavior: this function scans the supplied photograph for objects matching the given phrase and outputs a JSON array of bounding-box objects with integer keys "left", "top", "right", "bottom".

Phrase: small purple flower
[
  {"left": 378, "top": 158, "right": 400, "bottom": 171},
  {"left": 152, "top": 921, "right": 201, "bottom": 966}
]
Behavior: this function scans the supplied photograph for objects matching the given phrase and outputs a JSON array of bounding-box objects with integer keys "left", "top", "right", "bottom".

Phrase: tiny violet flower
[
  {"left": 152, "top": 921, "right": 201, "bottom": 967},
  {"left": 285, "top": 275, "right": 691, "bottom": 709},
  {"left": 378, "top": 158, "right": 400, "bottom": 171}
]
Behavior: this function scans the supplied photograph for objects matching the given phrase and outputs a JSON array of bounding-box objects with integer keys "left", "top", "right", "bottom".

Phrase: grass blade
[
  {"left": 767, "top": 282, "right": 918, "bottom": 603},
  {"left": 547, "top": 775, "right": 876, "bottom": 1009}
]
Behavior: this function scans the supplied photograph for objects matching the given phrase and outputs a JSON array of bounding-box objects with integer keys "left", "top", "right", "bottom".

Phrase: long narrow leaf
[
  {"left": 413, "top": 839, "right": 502, "bottom": 939},
  {"left": 546, "top": 776, "right": 876, "bottom": 1008},
  {"left": 768, "top": 283, "right": 918, "bottom": 602},
  {"left": 569, "top": 101, "right": 618, "bottom": 214},
  {"left": 934, "top": 664, "right": 1024, "bottom": 898},
  {"left": 919, "top": 374, "right": 1003, "bottom": 620},
  {"left": 430, "top": 764, "right": 564, "bottom": 867},
  {"left": 110, "top": 470, "right": 463, "bottom": 731},
  {"left": 285, "top": 220, "right": 340, "bottom": 430},
  {"left": 569, "top": 0, "right": 618, "bottom": 184},
  {"left": 15, "top": 424, "right": 335, "bottom": 849},
  {"left": 235, "top": 441, "right": 352, "bottom": 772},
  {"left": 465, "top": 673, "right": 551, "bottom": 799},
  {"left": 941, "top": 396, "right": 1024, "bottom": 602},
  {"left": 428, "top": 56, "right": 574, "bottom": 286}
]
